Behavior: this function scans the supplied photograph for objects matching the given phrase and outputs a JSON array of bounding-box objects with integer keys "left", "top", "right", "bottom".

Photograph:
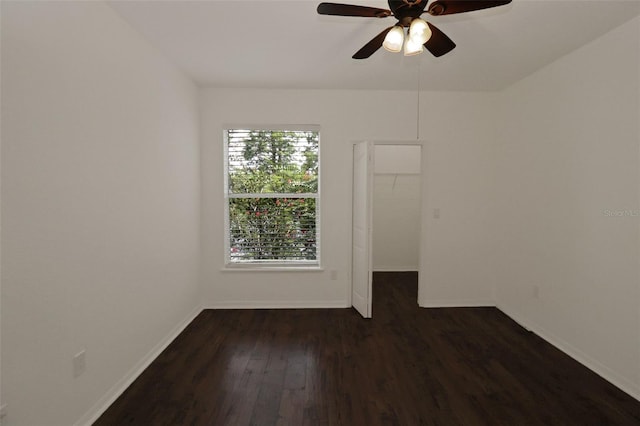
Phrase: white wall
[
  {"left": 373, "top": 145, "right": 421, "bottom": 271},
  {"left": 420, "top": 92, "right": 500, "bottom": 307},
  {"left": 373, "top": 175, "right": 421, "bottom": 271},
  {"left": 494, "top": 16, "right": 640, "bottom": 398},
  {"left": 200, "top": 88, "right": 498, "bottom": 308},
  {"left": 1, "top": 2, "right": 201, "bottom": 425}
]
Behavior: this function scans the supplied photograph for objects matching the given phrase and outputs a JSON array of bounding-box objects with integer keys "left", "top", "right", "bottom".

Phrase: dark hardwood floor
[{"left": 95, "top": 272, "right": 640, "bottom": 425}]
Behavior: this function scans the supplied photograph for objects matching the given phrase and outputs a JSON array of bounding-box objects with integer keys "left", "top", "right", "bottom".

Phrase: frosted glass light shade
[
  {"left": 383, "top": 26, "right": 404, "bottom": 53},
  {"left": 409, "top": 18, "right": 432, "bottom": 44},
  {"left": 404, "top": 36, "right": 424, "bottom": 56}
]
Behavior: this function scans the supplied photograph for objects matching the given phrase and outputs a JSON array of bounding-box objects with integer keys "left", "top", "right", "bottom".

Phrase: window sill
[{"left": 221, "top": 265, "right": 324, "bottom": 273}]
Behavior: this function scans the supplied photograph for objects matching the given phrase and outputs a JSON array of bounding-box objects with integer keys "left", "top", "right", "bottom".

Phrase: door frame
[{"left": 349, "top": 140, "right": 428, "bottom": 314}]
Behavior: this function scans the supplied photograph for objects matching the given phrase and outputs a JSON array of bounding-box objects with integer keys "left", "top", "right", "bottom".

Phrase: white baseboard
[
  {"left": 204, "top": 300, "right": 349, "bottom": 309},
  {"left": 373, "top": 267, "right": 418, "bottom": 272},
  {"left": 497, "top": 303, "right": 640, "bottom": 402},
  {"left": 74, "top": 305, "right": 203, "bottom": 426},
  {"left": 419, "top": 299, "right": 496, "bottom": 308}
]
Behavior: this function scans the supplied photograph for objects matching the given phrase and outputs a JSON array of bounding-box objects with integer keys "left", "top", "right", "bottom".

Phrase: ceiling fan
[{"left": 317, "top": 0, "right": 512, "bottom": 59}]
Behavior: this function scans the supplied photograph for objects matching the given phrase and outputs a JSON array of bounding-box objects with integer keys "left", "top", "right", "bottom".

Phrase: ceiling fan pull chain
[{"left": 416, "top": 59, "right": 421, "bottom": 140}]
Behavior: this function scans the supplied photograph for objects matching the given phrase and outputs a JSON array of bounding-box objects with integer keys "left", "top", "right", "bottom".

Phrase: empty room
[{"left": 1, "top": 0, "right": 639, "bottom": 425}]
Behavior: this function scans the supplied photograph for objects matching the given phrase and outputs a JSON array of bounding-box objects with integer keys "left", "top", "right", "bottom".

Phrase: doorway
[
  {"left": 372, "top": 145, "right": 422, "bottom": 272},
  {"left": 351, "top": 142, "right": 424, "bottom": 318}
]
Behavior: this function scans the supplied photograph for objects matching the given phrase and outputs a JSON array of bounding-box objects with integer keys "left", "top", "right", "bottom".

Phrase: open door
[{"left": 352, "top": 141, "right": 373, "bottom": 318}]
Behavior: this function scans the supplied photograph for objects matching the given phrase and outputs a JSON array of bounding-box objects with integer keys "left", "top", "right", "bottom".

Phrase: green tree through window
[{"left": 225, "top": 129, "right": 319, "bottom": 264}]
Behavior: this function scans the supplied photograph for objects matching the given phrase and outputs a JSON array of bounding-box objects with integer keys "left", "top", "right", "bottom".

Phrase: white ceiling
[{"left": 107, "top": 0, "right": 640, "bottom": 91}]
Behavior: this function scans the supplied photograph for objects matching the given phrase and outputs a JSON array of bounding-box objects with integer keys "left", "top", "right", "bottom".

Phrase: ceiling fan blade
[
  {"left": 317, "top": 2, "right": 392, "bottom": 18},
  {"left": 427, "top": 0, "right": 511, "bottom": 16},
  {"left": 424, "top": 23, "right": 456, "bottom": 57},
  {"left": 352, "top": 26, "right": 394, "bottom": 59}
]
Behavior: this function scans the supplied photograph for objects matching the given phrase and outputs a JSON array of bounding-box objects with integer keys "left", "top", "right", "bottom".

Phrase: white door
[{"left": 352, "top": 141, "right": 373, "bottom": 318}]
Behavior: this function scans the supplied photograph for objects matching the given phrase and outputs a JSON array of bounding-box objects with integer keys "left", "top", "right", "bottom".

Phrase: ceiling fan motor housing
[{"left": 389, "top": 0, "right": 428, "bottom": 25}]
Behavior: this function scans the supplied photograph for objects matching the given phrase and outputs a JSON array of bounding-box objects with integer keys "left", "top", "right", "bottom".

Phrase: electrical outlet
[
  {"left": 433, "top": 208, "right": 441, "bottom": 219},
  {"left": 532, "top": 285, "right": 540, "bottom": 299},
  {"left": 73, "top": 349, "right": 86, "bottom": 378},
  {"left": 330, "top": 270, "right": 338, "bottom": 280}
]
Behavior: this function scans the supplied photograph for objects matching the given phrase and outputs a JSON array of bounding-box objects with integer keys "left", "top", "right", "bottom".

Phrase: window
[{"left": 224, "top": 128, "right": 320, "bottom": 267}]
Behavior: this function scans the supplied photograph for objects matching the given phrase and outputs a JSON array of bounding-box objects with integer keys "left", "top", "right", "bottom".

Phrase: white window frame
[{"left": 223, "top": 125, "right": 321, "bottom": 269}]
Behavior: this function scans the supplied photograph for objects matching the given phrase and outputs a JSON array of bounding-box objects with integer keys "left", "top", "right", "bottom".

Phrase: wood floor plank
[{"left": 94, "top": 272, "right": 640, "bottom": 426}]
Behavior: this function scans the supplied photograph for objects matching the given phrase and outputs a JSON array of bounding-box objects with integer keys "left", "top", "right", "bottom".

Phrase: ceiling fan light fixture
[
  {"left": 404, "top": 36, "right": 424, "bottom": 56},
  {"left": 408, "top": 18, "right": 432, "bottom": 44},
  {"left": 382, "top": 26, "right": 404, "bottom": 52}
]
